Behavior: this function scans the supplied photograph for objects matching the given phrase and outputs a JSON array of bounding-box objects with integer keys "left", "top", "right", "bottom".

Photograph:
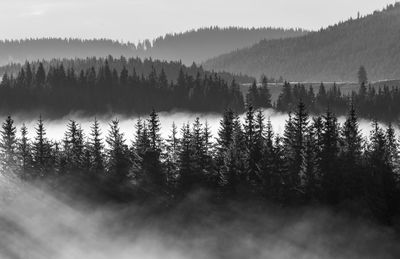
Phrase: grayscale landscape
[{"left": 0, "top": 1, "right": 400, "bottom": 258}]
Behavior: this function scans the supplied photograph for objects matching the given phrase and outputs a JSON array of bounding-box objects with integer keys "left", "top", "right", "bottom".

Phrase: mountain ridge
[
  {"left": 0, "top": 27, "right": 308, "bottom": 67},
  {"left": 203, "top": 3, "right": 400, "bottom": 82}
]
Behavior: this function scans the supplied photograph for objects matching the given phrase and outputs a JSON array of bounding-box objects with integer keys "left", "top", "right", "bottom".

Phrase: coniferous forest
[
  {"left": 3, "top": 1, "right": 400, "bottom": 258},
  {"left": 0, "top": 58, "right": 247, "bottom": 115},
  {"left": 275, "top": 81, "right": 400, "bottom": 122},
  {"left": 2, "top": 104, "right": 399, "bottom": 224}
]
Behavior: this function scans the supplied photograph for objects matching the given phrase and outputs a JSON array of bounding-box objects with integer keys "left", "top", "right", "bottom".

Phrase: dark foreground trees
[{"left": 1, "top": 105, "right": 400, "bottom": 224}]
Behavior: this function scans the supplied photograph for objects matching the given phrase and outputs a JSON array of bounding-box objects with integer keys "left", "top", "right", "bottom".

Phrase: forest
[
  {"left": 204, "top": 3, "right": 400, "bottom": 82},
  {"left": 274, "top": 80, "right": 400, "bottom": 122},
  {"left": 0, "top": 58, "right": 246, "bottom": 116},
  {"left": 1, "top": 104, "right": 399, "bottom": 224},
  {"left": 0, "top": 27, "right": 308, "bottom": 66}
]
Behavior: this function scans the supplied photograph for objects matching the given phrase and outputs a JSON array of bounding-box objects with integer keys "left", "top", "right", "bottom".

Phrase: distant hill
[
  {"left": 0, "top": 27, "right": 308, "bottom": 66},
  {"left": 0, "top": 39, "right": 135, "bottom": 66},
  {"left": 139, "top": 27, "right": 308, "bottom": 64},
  {"left": 204, "top": 3, "right": 400, "bottom": 82}
]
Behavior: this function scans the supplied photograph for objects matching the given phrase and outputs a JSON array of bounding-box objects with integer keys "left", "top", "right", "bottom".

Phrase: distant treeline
[
  {"left": 275, "top": 82, "right": 400, "bottom": 122},
  {"left": 1, "top": 105, "right": 399, "bottom": 224},
  {"left": 0, "top": 27, "right": 308, "bottom": 66},
  {"left": 0, "top": 58, "right": 253, "bottom": 116},
  {"left": 0, "top": 56, "right": 254, "bottom": 84}
]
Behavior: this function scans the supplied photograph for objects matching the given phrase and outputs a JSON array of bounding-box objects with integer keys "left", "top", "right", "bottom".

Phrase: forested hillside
[
  {"left": 139, "top": 27, "right": 308, "bottom": 64},
  {"left": 204, "top": 3, "right": 400, "bottom": 82},
  {"left": 0, "top": 27, "right": 308, "bottom": 66}
]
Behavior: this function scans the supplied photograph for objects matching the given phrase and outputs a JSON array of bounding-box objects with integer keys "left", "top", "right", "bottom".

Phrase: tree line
[
  {"left": 0, "top": 27, "right": 308, "bottom": 66},
  {"left": 0, "top": 58, "right": 249, "bottom": 115},
  {"left": 1, "top": 105, "right": 399, "bottom": 224},
  {"left": 275, "top": 81, "right": 400, "bottom": 122}
]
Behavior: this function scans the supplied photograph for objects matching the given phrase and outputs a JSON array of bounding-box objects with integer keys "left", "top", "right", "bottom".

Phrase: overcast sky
[{"left": 0, "top": 0, "right": 396, "bottom": 42}]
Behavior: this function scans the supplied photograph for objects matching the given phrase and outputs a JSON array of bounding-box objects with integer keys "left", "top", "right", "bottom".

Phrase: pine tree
[
  {"left": 290, "top": 102, "right": 309, "bottom": 190},
  {"left": 18, "top": 124, "right": 33, "bottom": 179},
  {"left": 165, "top": 123, "right": 179, "bottom": 186},
  {"left": 35, "top": 63, "right": 46, "bottom": 88},
  {"left": 192, "top": 117, "right": 206, "bottom": 172},
  {"left": 177, "top": 124, "right": 196, "bottom": 193},
  {"left": 32, "top": 116, "right": 52, "bottom": 177},
  {"left": 367, "top": 120, "right": 396, "bottom": 222},
  {"left": 246, "top": 80, "right": 259, "bottom": 107},
  {"left": 147, "top": 109, "right": 162, "bottom": 151},
  {"left": 244, "top": 105, "right": 261, "bottom": 184},
  {"left": 89, "top": 118, "right": 104, "bottom": 174},
  {"left": 341, "top": 104, "right": 363, "bottom": 163},
  {"left": 217, "top": 109, "right": 235, "bottom": 159},
  {"left": 259, "top": 76, "right": 272, "bottom": 108},
  {"left": 64, "top": 120, "right": 84, "bottom": 173},
  {"left": 386, "top": 123, "right": 399, "bottom": 173},
  {"left": 0, "top": 116, "right": 18, "bottom": 175},
  {"left": 106, "top": 119, "right": 131, "bottom": 184},
  {"left": 320, "top": 109, "right": 341, "bottom": 203}
]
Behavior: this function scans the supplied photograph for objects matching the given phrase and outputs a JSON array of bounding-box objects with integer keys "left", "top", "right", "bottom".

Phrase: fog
[
  {"left": 2, "top": 109, "right": 395, "bottom": 144},
  {"left": 1, "top": 110, "right": 399, "bottom": 258},
  {"left": 1, "top": 173, "right": 399, "bottom": 259}
]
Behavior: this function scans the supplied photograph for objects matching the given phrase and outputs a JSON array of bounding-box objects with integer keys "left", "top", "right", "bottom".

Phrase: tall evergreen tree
[
  {"left": 0, "top": 116, "right": 18, "bottom": 174},
  {"left": 147, "top": 109, "right": 162, "bottom": 151},
  {"left": 106, "top": 119, "right": 131, "bottom": 184},
  {"left": 18, "top": 124, "right": 33, "bottom": 179},
  {"left": 89, "top": 118, "right": 104, "bottom": 175},
  {"left": 32, "top": 116, "right": 52, "bottom": 177}
]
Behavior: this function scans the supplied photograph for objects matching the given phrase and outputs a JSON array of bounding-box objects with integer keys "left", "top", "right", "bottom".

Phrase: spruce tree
[
  {"left": 165, "top": 123, "right": 179, "bottom": 186},
  {"left": 217, "top": 109, "right": 235, "bottom": 159},
  {"left": 320, "top": 109, "right": 341, "bottom": 203},
  {"left": 106, "top": 119, "right": 131, "bottom": 184},
  {"left": 259, "top": 76, "right": 272, "bottom": 108},
  {"left": 32, "top": 116, "right": 52, "bottom": 177},
  {"left": 89, "top": 118, "right": 104, "bottom": 174},
  {"left": 291, "top": 102, "right": 309, "bottom": 189},
  {"left": 177, "top": 124, "right": 196, "bottom": 192},
  {"left": 18, "top": 124, "right": 33, "bottom": 179},
  {"left": 35, "top": 63, "right": 46, "bottom": 88},
  {"left": 341, "top": 104, "right": 363, "bottom": 163},
  {"left": 0, "top": 116, "right": 18, "bottom": 174},
  {"left": 147, "top": 109, "right": 162, "bottom": 151}
]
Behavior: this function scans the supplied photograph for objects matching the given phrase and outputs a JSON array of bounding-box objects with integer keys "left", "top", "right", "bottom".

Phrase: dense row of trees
[
  {"left": 0, "top": 56, "right": 254, "bottom": 85},
  {"left": 1, "top": 105, "right": 399, "bottom": 223},
  {"left": 0, "top": 59, "right": 249, "bottom": 115},
  {"left": 276, "top": 81, "right": 400, "bottom": 122}
]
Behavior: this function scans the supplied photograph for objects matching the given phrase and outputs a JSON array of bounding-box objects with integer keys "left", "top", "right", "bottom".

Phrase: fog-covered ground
[
  {"left": 0, "top": 173, "right": 399, "bottom": 259},
  {"left": 1, "top": 109, "right": 394, "bottom": 144}
]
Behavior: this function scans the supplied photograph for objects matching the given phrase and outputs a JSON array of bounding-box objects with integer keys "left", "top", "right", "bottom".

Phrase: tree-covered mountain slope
[{"left": 204, "top": 3, "right": 400, "bottom": 82}]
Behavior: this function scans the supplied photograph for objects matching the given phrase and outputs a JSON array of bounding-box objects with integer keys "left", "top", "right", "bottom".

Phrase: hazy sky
[{"left": 0, "top": 0, "right": 396, "bottom": 42}]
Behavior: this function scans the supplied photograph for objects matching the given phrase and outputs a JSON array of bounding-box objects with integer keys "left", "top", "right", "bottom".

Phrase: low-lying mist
[
  {"left": 1, "top": 109, "right": 393, "bottom": 143},
  {"left": 1, "top": 173, "right": 399, "bottom": 259}
]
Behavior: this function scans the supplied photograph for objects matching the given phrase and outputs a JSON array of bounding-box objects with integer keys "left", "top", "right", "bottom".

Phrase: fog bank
[
  {"left": 0, "top": 173, "right": 399, "bottom": 259},
  {"left": 1, "top": 109, "right": 394, "bottom": 144}
]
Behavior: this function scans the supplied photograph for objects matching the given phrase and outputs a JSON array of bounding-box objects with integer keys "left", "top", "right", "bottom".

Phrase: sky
[{"left": 0, "top": 0, "right": 397, "bottom": 43}]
